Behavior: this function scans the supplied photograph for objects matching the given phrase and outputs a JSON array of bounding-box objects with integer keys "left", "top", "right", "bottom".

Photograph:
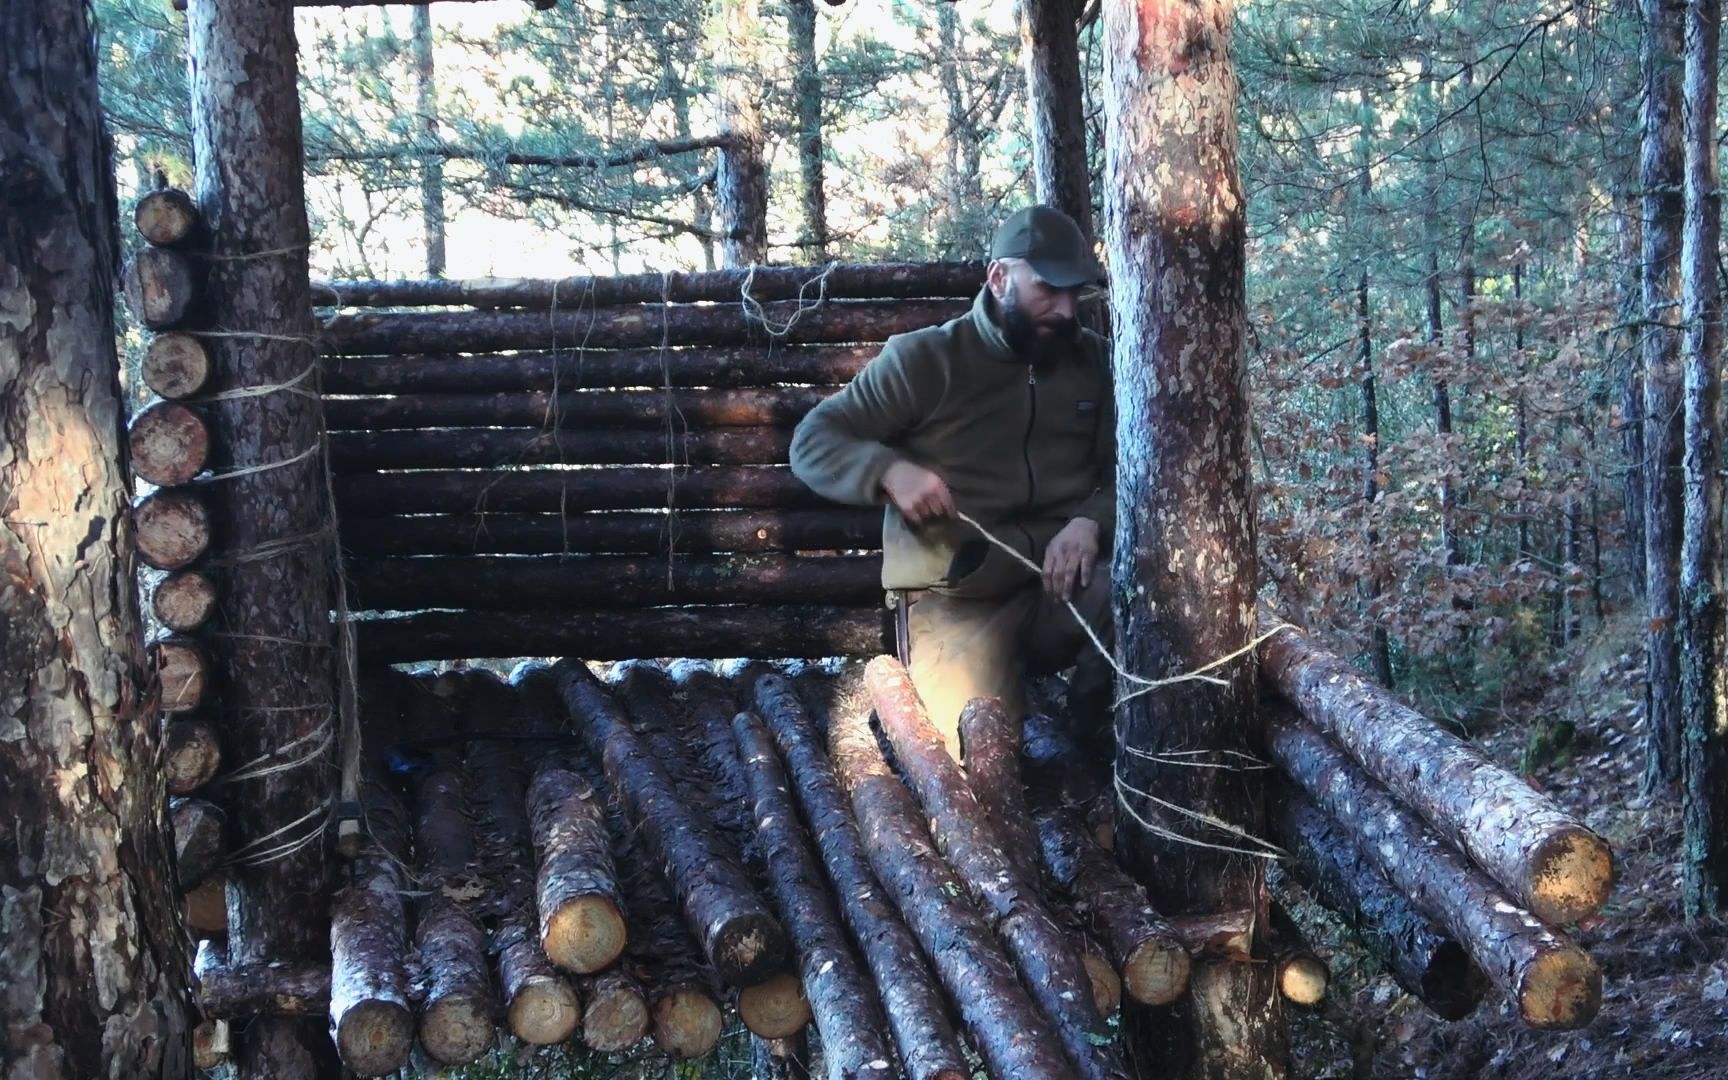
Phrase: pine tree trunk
[
  {"left": 1612, "top": 180, "right": 1647, "bottom": 598},
  {"left": 411, "top": 6, "right": 446, "bottom": 277},
  {"left": 1100, "top": 0, "right": 1286, "bottom": 1074},
  {"left": 1355, "top": 104, "right": 1391, "bottom": 687},
  {"left": 1642, "top": 0, "right": 1688, "bottom": 789},
  {"left": 1678, "top": 0, "right": 1727, "bottom": 918},
  {"left": 0, "top": 4, "right": 192, "bottom": 1073},
  {"left": 786, "top": 0, "right": 828, "bottom": 258},
  {"left": 716, "top": 0, "right": 767, "bottom": 265},
  {"left": 1021, "top": 0, "right": 1093, "bottom": 238}
]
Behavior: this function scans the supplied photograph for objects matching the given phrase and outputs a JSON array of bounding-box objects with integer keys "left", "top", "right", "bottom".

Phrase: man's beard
[{"left": 999, "top": 285, "right": 1079, "bottom": 362}]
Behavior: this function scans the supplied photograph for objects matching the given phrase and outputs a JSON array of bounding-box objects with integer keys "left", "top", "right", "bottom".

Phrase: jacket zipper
[{"left": 1024, "top": 364, "right": 1037, "bottom": 510}]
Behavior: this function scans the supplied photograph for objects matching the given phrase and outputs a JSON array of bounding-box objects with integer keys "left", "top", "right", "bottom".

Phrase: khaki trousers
[{"left": 902, "top": 569, "right": 1114, "bottom": 756}]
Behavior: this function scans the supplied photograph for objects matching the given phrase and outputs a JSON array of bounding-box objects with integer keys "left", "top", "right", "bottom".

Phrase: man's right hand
[{"left": 881, "top": 461, "right": 955, "bottom": 525}]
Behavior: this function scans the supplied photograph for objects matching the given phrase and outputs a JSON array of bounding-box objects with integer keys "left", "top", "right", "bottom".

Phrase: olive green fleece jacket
[{"left": 789, "top": 288, "right": 1115, "bottom": 598}]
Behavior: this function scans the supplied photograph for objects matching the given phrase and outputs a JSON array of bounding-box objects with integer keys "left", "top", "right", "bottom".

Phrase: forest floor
[{"left": 1289, "top": 613, "right": 1728, "bottom": 1080}]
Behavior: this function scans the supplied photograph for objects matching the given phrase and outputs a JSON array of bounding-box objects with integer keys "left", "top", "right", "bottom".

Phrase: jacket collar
[{"left": 969, "top": 286, "right": 1020, "bottom": 363}]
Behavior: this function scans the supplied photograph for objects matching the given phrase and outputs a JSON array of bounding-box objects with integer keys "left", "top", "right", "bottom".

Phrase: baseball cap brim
[{"left": 1027, "top": 253, "right": 1106, "bottom": 289}]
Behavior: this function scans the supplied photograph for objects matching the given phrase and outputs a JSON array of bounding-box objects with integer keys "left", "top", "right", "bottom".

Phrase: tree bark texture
[
  {"left": 1101, "top": 0, "right": 1283, "bottom": 1073},
  {"left": 315, "top": 262, "right": 981, "bottom": 309},
  {"left": 1678, "top": 0, "right": 1728, "bottom": 918},
  {"left": 867, "top": 659, "right": 1125, "bottom": 1079},
  {"left": 1266, "top": 711, "right": 1601, "bottom": 1029},
  {"left": 355, "top": 606, "right": 887, "bottom": 664},
  {"left": 1020, "top": 0, "right": 1093, "bottom": 237},
  {"left": 827, "top": 668, "right": 1072, "bottom": 1080},
  {"left": 527, "top": 763, "right": 627, "bottom": 974},
  {"left": 716, "top": 0, "right": 768, "bottom": 265},
  {"left": 339, "top": 508, "right": 879, "bottom": 557},
  {"left": 329, "top": 425, "right": 795, "bottom": 470},
  {"left": 555, "top": 660, "right": 790, "bottom": 985},
  {"left": 320, "top": 298, "right": 966, "bottom": 354},
  {"left": 195, "top": 941, "right": 331, "bottom": 1018},
  {"left": 0, "top": 3, "right": 192, "bottom": 1073},
  {"left": 334, "top": 465, "right": 821, "bottom": 517},
  {"left": 1267, "top": 785, "right": 1486, "bottom": 1021},
  {"left": 322, "top": 342, "right": 876, "bottom": 394},
  {"left": 733, "top": 709, "right": 898, "bottom": 1079},
  {"left": 752, "top": 673, "right": 968, "bottom": 1080},
  {"left": 1642, "top": 0, "right": 1688, "bottom": 789},
  {"left": 345, "top": 553, "right": 878, "bottom": 612},
  {"left": 786, "top": 0, "right": 828, "bottom": 257},
  {"left": 325, "top": 386, "right": 832, "bottom": 431},
  {"left": 186, "top": 3, "right": 337, "bottom": 1074},
  {"left": 1259, "top": 615, "right": 1613, "bottom": 926},
  {"left": 327, "top": 777, "right": 414, "bottom": 1077},
  {"left": 410, "top": 5, "right": 445, "bottom": 277},
  {"left": 132, "top": 488, "right": 210, "bottom": 570},
  {"left": 1613, "top": 185, "right": 1648, "bottom": 598}
]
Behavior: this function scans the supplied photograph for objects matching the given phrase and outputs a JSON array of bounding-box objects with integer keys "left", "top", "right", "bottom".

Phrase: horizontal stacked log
[
  {"left": 324, "top": 385, "right": 832, "bottom": 431},
  {"left": 345, "top": 554, "right": 879, "bottom": 612},
  {"left": 1268, "top": 902, "right": 1328, "bottom": 1008},
  {"left": 153, "top": 570, "right": 218, "bottom": 633},
  {"left": 165, "top": 719, "right": 223, "bottom": 795},
  {"left": 753, "top": 672, "right": 968, "bottom": 1080},
  {"left": 1260, "top": 612, "right": 1613, "bottom": 926},
  {"left": 1265, "top": 709, "right": 1601, "bottom": 1030},
  {"left": 151, "top": 636, "right": 210, "bottom": 713},
  {"left": 1268, "top": 786, "right": 1488, "bottom": 1020},
  {"left": 133, "top": 488, "right": 210, "bottom": 571},
  {"left": 122, "top": 246, "right": 200, "bottom": 329},
  {"left": 316, "top": 261, "right": 981, "bottom": 309},
  {"left": 329, "top": 425, "right": 794, "bottom": 471},
  {"left": 196, "top": 941, "right": 331, "bottom": 1018},
  {"left": 339, "top": 509, "right": 879, "bottom": 558},
  {"left": 135, "top": 188, "right": 204, "bottom": 247},
  {"left": 355, "top": 607, "right": 887, "bottom": 665},
  {"left": 141, "top": 333, "right": 212, "bottom": 399},
  {"left": 322, "top": 298, "right": 967, "bottom": 354},
  {"left": 171, "top": 797, "right": 225, "bottom": 890},
  {"left": 128, "top": 400, "right": 210, "bottom": 486},
  {"left": 333, "top": 465, "right": 820, "bottom": 516},
  {"left": 526, "top": 764, "right": 627, "bottom": 975},
  {"left": 323, "top": 343, "right": 875, "bottom": 394}
]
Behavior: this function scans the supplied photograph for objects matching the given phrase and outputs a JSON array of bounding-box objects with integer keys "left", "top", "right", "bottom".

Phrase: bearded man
[{"left": 790, "top": 205, "right": 1116, "bottom": 754}]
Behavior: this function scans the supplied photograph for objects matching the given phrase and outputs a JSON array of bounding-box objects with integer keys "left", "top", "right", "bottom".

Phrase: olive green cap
[{"left": 988, "top": 205, "right": 1103, "bottom": 288}]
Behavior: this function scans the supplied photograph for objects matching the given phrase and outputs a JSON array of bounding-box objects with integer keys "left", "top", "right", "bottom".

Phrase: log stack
[{"left": 322, "top": 263, "right": 981, "bottom": 664}]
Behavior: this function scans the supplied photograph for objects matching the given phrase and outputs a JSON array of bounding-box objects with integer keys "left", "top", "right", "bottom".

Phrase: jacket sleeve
[
  {"left": 1073, "top": 346, "right": 1116, "bottom": 533},
  {"left": 789, "top": 338, "right": 937, "bottom": 507}
]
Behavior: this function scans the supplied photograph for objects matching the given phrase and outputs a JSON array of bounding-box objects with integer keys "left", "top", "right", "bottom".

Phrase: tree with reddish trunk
[
  {"left": 1099, "top": 0, "right": 1286, "bottom": 1073},
  {"left": 0, "top": 5, "right": 192, "bottom": 1073}
]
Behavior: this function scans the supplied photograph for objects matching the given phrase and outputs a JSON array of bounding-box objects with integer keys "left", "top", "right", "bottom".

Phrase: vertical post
[
  {"left": 0, "top": 4, "right": 191, "bottom": 1074},
  {"left": 186, "top": 1, "right": 337, "bottom": 1073},
  {"left": 716, "top": 0, "right": 767, "bottom": 267},
  {"left": 1021, "top": 0, "right": 1094, "bottom": 239},
  {"left": 1101, "top": 0, "right": 1285, "bottom": 1075}
]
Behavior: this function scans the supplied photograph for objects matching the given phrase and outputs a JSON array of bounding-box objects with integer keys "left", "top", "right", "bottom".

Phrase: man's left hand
[{"left": 1043, "top": 517, "right": 1100, "bottom": 602}]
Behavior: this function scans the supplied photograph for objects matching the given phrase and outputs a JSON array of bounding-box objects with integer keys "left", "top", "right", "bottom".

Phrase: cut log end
[
  {"left": 133, "top": 489, "right": 210, "bottom": 571},
  {"left": 183, "top": 876, "right": 226, "bottom": 935},
  {"left": 712, "top": 912, "right": 789, "bottom": 986},
  {"left": 123, "top": 247, "right": 198, "bottom": 329},
  {"left": 1082, "top": 949, "right": 1122, "bottom": 1018},
  {"left": 1528, "top": 830, "right": 1615, "bottom": 926},
  {"left": 418, "top": 994, "right": 496, "bottom": 1066},
  {"left": 543, "top": 895, "right": 627, "bottom": 975},
  {"left": 507, "top": 975, "right": 581, "bottom": 1046},
  {"left": 128, "top": 400, "right": 209, "bottom": 487},
  {"left": 152, "top": 637, "right": 209, "bottom": 713},
  {"left": 651, "top": 986, "right": 724, "bottom": 1060},
  {"left": 737, "top": 972, "right": 812, "bottom": 1039},
  {"left": 153, "top": 570, "right": 218, "bottom": 634},
  {"left": 165, "top": 719, "right": 222, "bottom": 795},
  {"left": 192, "top": 1019, "right": 230, "bottom": 1071},
  {"left": 1517, "top": 947, "right": 1602, "bottom": 1030},
  {"left": 580, "top": 977, "right": 650, "bottom": 1053},
  {"left": 134, "top": 188, "right": 201, "bottom": 246},
  {"left": 334, "top": 999, "right": 414, "bottom": 1077},
  {"left": 142, "top": 333, "right": 212, "bottom": 400},
  {"left": 1277, "top": 954, "right": 1329, "bottom": 1007},
  {"left": 1122, "top": 937, "right": 1193, "bottom": 1006}
]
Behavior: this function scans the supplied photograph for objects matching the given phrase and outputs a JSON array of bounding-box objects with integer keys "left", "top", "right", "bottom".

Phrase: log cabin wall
[{"left": 317, "top": 262, "right": 984, "bottom": 664}]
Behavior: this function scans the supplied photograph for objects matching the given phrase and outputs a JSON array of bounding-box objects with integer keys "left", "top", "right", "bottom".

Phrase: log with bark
[
  {"left": 328, "top": 777, "right": 415, "bottom": 1077},
  {"left": 321, "top": 298, "right": 968, "bottom": 354},
  {"left": 752, "top": 671, "right": 967, "bottom": 1080},
  {"left": 151, "top": 636, "right": 209, "bottom": 713},
  {"left": 171, "top": 797, "right": 225, "bottom": 890},
  {"left": 195, "top": 940, "right": 330, "bottom": 1018},
  {"left": 328, "top": 425, "right": 794, "bottom": 471},
  {"left": 322, "top": 343, "right": 875, "bottom": 394},
  {"left": 153, "top": 570, "right": 218, "bottom": 633},
  {"left": 865, "top": 658, "right": 1126, "bottom": 1080},
  {"left": 526, "top": 764, "right": 627, "bottom": 974},
  {"left": 338, "top": 508, "right": 879, "bottom": 558},
  {"left": 333, "top": 464, "right": 820, "bottom": 516},
  {"left": 133, "top": 488, "right": 210, "bottom": 571},
  {"left": 183, "top": 876, "right": 228, "bottom": 935},
  {"left": 826, "top": 666, "right": 1072, "bottom": 1080},
  {"left": 122, "top": 246, "right": 199, "bottom": 329},
  {"left": 324, "top": 385, "right": 831, "bottom": 432},
  {"left": 1267, "top": 902, "right": 1328, "bottom": 1008},
  {"left": 315, "top": 262, "right": 981, "bottom": 309},
  {"left": 1268, "top": 785, "right": 1487, "bottom": 1020},
  {"left": 356, "top": 606, "right": 886, "bottom": 665},
  {"left": 1260, "top": 612, "right": 1614, "bottom": 925},
  {"left": 128, "top": 400, "right": 210, "bottom": 487},
  {"left": 165, "top": 718, "right": 223, "bottom": 795},
  {"left": 134, "top": 187, "right": 203, "bottom": 247},
  {"left": 1266, "top": 709, "right": 1601, "bottom": 1029},
  {"left": 345, "top": 553, "right": 879, "bottom": 612},
  {"left": 733, "top": 708, "right": 898, "bottom": 1077},
  {"left": 142, "top": 332, "right": 212, "bottom": 400}
]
